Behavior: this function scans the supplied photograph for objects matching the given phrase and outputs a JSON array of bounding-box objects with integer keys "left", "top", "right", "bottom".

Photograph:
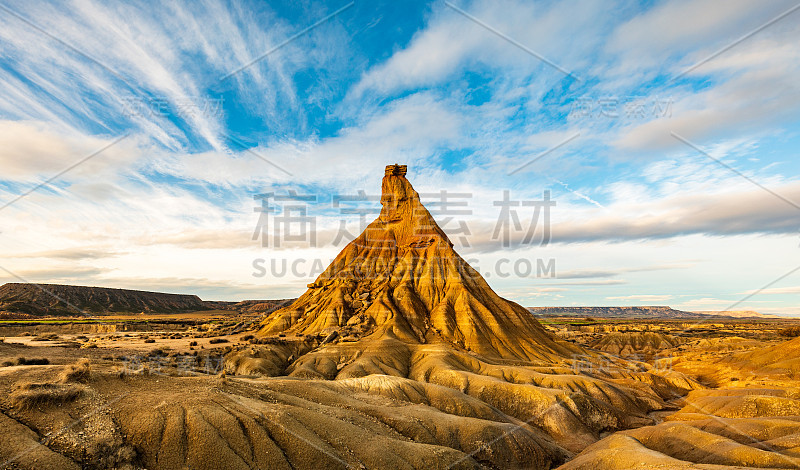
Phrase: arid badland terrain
[{"left": 1, "top": 165, "right": 799, "bottom": 469}]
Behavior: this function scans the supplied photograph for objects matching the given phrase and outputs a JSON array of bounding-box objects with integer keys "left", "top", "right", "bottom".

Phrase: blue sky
[{"left": 0, "top": 0, "right": 799, "bottom": 315}]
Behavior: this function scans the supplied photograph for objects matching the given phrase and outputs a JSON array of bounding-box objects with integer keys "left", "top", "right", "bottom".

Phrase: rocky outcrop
[
  {"left": 0, "top": 283, "right": 208, "bottom": 316},
  {"left": 259, "top": 164, "right": 575, "bottom": 362},
  {"left": 0, "top": 284, "right": 292, "bottom": 317}
]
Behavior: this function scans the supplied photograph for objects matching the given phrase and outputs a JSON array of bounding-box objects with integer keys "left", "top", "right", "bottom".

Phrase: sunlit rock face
[{"left": 259, "top": 164, "right": 575, "bottom": 362}]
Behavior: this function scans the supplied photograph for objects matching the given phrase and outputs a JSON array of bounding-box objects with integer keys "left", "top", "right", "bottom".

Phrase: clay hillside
[
  {"left": 259, "top": 163, "right": 577, "bottom": 361},
  {"left": 0, "top": 283, "right": 209, "bottom": 315}
]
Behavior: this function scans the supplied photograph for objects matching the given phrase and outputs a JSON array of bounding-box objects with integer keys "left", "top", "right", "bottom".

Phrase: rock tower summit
[{"left": 384, "top": 163, "right": 407, "bottom": 176}]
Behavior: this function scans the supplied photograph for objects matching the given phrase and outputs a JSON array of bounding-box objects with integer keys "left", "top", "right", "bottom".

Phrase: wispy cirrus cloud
[{"left": 0, "top": 0, "right": 798, "bottom": 311}]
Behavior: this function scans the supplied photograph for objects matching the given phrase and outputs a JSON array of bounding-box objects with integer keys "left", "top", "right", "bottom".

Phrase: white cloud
[
  {"left": 606, "top": 294, "right": 673, "bottom": 302},
  {"left": 350, "top": 0, "right": 611, "bottom": 99},
  {"left": 739, "top": 286, "right": 800, "bottom": 296},
  {"left": 0, "top": 120, "right": 144, "bottom": 181},
  {"left": 153, "top": 92, "right": 463, "bottom": 188}
]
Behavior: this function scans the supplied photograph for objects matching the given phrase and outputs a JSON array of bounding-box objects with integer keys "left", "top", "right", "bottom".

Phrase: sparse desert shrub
[
  {"left": 779, "top": 326, "right": 800, "bottom": 337},
  {"left": 60, "top": 358, "right": 91, "bottom": 383},
  {"left": 144, "top": 339, "right": 156, "bottom": 343},
  {"left": 209, "top": 338, "right": 228, "bottom": 344},
  {"left": 22, "top": 357, "right": 50, "bottom": 365},
  {"left": 1, "top": 360, "right": 14, "bottom": 367},
  {"left": 148, "top": 348, "right": 165, "bottom": 357},
  {"left": 85, "top": 438, "right": 137, "bottom": 468},
  {"left": 31, "top": 333, "right": 59, "bottom": 342},
  {"left": 11, "top": 382, "right": 84, "bottom": 409},
  {"left": 20, "top": 332, "right": 32, "bottom": 337},
  {"left": 11, "top": 357, "right": 50, "bottom": 366},
  {"left": 189, "top": 341, "right": 198, "bottom": 347},
  {"left": 242, "top": 335, "right": 254, "bottom": 341},
  {"left": 76, "top": 335, "right": 89, "bottom": 341}
]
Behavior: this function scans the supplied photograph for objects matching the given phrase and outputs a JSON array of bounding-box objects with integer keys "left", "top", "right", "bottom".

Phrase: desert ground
[
  {"left": 2, "top": 314, "right": 800, "bottom": 469},
  {"left": 1, "top": 167, "right": 799, "bottom": 469}
]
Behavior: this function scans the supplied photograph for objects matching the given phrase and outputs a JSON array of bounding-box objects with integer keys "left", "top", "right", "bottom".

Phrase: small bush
[
  {"left": 209, "top": 338, "right": 228, "bottom": 344},
  {"left": 241, "top": 335, "right": 254, "bottom": 341},
  {"left": 779, "top": 326, "right": 800, "bottom": 338},
  {"left": 12, "top": 357, "right": 52, "bottom": 366},
  {"left": 1, "top": 360, "right": 14, "bottom": 367},
  {"left": 31, "top": 333, "right": 60, "bottom": 342},
  {"left": 143, "top": 339, "right": 156, "bottom": 344},
  {"left": 189, "top": 341, "right": 198, "bottom": 347},
  {"left": 60, "top": 358, "right": 91, "bottom": 383},
  {"left": 21, "top": 357, "right": 50, "bottom": 365},
  {"left": 11, "top": 382, "right": 84, "bottom": 409}
]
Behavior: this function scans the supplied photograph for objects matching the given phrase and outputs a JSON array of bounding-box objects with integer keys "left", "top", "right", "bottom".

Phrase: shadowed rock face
[
  {"left": 260, "top": 164, "right": 575, "bottom": 362},
  {"left": 0, "top": 283, "right": 208, "bottom": 315}
]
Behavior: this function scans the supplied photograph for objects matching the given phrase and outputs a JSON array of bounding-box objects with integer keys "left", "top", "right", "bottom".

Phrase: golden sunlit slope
[{"left": 259, "top": 164, "right": 575, "bottom": 362}]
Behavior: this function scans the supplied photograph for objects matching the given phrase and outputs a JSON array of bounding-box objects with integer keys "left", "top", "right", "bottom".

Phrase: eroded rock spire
[{"left": 259, "top": 164, "right": 574, "bottom": 361}]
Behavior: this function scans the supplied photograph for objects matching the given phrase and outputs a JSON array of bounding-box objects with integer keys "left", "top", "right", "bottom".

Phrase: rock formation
[
  {"left": 259, "top": 164, "right": 575, "bottom": 362},
  {"left": 0, "top": 283, "right": 209, "bottom": 315}
]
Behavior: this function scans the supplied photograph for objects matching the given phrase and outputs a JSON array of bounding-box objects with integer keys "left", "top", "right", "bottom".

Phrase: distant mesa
[
  {"left": 531, "top": 306, "right": 721, "bottom": 319},
  {"left": 691, "top": 310, "right": 780, "bottom": 319},
  {"left": 528, "top": 306, "right": 781, "bottom": 319},
  {"left": 0, "top": 283, "right": 208, "bottom": 316},
  {"left": 0, "top": 283, "right": 287, "bottom": 316}
]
